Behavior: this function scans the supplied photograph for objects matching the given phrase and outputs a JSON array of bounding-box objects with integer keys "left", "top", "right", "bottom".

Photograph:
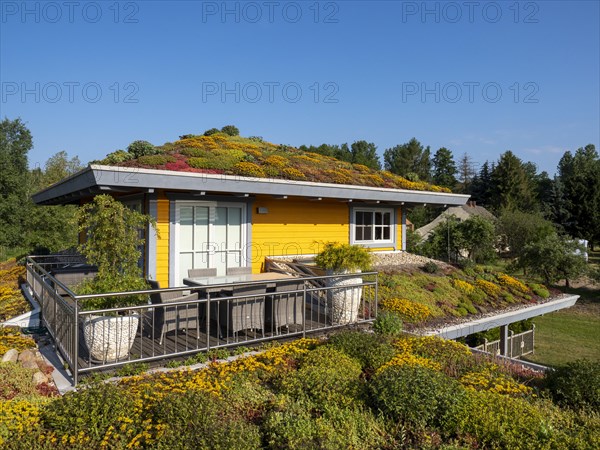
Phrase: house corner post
[
  {"left": 401, "top": 207, "right": 407, "bottom": 251},
  {"left": 147, "top": 194, "right": 158, "bottom": 281}
]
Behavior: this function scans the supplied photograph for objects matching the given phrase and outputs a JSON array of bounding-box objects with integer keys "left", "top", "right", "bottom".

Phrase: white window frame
[{"left": 350, "top": 207, "right": 396, "bottom": 247}]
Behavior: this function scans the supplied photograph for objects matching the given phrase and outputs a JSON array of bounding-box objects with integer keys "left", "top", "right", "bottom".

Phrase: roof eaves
[{"left": 33, "top": 165, "right": 471, "bottom": 206}]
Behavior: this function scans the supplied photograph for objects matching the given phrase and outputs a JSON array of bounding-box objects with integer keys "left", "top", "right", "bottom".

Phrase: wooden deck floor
[{"left": 76, "top": 317, "right": 333, "bottom": 373}]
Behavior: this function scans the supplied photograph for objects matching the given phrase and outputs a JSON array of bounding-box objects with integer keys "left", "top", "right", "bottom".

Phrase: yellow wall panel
[
  {"left": 251, "top": 197, "right": 350, "bottom": 273},
  {"left": 155, "top": 194, "right": 170, "bottom": 287}
]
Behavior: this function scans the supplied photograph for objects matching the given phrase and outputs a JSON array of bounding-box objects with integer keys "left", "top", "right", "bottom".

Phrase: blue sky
[{"left": 1, "top": 0, "right": 599, "bottom": 176}]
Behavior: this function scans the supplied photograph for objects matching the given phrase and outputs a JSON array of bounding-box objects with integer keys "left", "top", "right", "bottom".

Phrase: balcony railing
[{"left": 24, "top": 255, "right": 378, "bottom": 385}]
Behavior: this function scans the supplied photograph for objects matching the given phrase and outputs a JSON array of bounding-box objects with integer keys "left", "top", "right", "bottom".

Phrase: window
[{"left": 352, "top": 208, "right": 394, "bottom": 245}]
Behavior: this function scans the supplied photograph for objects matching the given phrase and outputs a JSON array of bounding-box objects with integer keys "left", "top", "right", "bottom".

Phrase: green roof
[{"left": 98, "top": 133, "right": 451, "bottom": 194}]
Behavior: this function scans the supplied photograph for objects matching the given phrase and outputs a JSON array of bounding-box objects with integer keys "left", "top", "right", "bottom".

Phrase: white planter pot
[
  {"left": 83, "top": 314, "right": 140, "bottom": 362},
  {"left": 325, "top": 270, "right": 363, "bottom": 325}
]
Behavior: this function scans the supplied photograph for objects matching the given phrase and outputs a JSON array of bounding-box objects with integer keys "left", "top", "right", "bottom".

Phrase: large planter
[
  {"left": 325, "top": 270, "right": 363, "bottom": 325},
  {"left": 83, "top": 314, "right": 140, "bottom": 362}
]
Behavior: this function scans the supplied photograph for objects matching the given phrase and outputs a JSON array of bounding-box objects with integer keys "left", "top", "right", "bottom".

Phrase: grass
[{"left": 524, "top": 273, "right": 600, "bottom": 367}]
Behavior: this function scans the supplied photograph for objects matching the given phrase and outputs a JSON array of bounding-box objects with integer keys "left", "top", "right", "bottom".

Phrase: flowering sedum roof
[{"left": 97, "top": 133, "right": 451, "bottom": 193}]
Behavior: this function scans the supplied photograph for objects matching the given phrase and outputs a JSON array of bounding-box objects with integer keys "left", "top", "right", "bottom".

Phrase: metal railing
[
  {"left": 473, "top": 326, "right": 535, "bottom": 359},
  {"left": 25, "top": 255, "right": 378, "bottom": 385}
]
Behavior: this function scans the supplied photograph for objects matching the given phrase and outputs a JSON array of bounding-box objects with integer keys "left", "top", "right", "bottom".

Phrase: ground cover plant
[
  {"left": 0, "top": 259, "right": 29, "bottom": 322},
  {"left": 1, "top": 332, "right": 598, "bottom": 449},
  {"left": 371, "top": 263, "right": 554, "bottom": 329},
  {"left": 95, "top": 130, "right": 450, "bottom": 193}
]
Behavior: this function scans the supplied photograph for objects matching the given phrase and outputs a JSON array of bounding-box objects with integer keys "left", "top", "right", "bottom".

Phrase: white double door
[{"left": 176, "top": 202, "right": 246, "bottom": 283}]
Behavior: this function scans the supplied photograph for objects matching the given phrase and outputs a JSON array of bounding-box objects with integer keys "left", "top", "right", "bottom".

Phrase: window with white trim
[{"left": 353, "top": 208, "right": 394, "bottom": 244}]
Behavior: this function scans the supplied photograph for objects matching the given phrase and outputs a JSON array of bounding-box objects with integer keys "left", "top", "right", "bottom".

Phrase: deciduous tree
[{"left": 0, "top": 118, "right": 32, "bottom": 247}]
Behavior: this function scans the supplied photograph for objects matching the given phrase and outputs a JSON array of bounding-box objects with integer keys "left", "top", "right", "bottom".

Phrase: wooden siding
[
  {"left": 155, "top": 194, "right": 170, "bottom": 286},
  {"left": 251, "top": 197, "right": 349, "bottom": 273}
]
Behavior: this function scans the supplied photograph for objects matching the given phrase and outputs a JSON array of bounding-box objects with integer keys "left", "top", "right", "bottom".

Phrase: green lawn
[{"left": 524, "top": 284, "right": 600, "bottom": 367}]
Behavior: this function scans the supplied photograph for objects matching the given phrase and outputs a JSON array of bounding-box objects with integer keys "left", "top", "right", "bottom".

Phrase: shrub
[
  {"left": 468, "top": 288, "right": 487, "bottom": 305},
  {"left": 460, "top": 368, "right": 533, "bottom": 397},
  {"left": 372, "top": 310, "right": 403, "bottom": 337},
  {"left": 282, "top": 167, "right": 306, "bottom": 180},
  {"left": 233, "top": 162, "right": 266, "bottom": 178},
  {"left": 456, "top": 258, "right": 475, "bottom": 270},
  {"left": 422, "top": 261, "right": 439, "bottom": 274},
  {"left": 42, "top": 383, "right": 140, "bottom": 442},
  {"left": 0, "top": 399, "right": 45, "bottom": 447},
  {"left": 545, "top": 359, "right": 600, "bottom": 411},
  {"left": 263, "top": 397, "right": 389, "bottom": 450},
  {"left": 203, "top": 127, "right": 220, "bottom": 136},
  {"left": 100, "top": 149, "right": 134, "bottom": 164},
  {"left": 188, "top": 156, "right": 238, "bottom": 171},
  {"left": 278, "top": 346, "right": 363, "bottom": 407},
  {"left": 476, "top": 279, "right": 501, "bottom": 298},
  {"left": 370, "top": 364, "right": 465, "bottom": 429},
  {"left": 452, "top": 278, "right": 474, "bottom": 294},
  {"left": 152, "top": 389, "right": 261, "bottom": 449},
  {"left": 457, "top": 300, "right": 477, "bottom": 314},
  {"left": 127, "top": 140, "right": 159, "bottom": 158},
  {"left": 0, "top": 362, "right": 39, "bottom": 400},
  {"left": 264, "top": 155, "right": 288, "bottom": 168},
  {"left": 407, "top": 336, "right": 475, "bottom": 377},
  {"left": 379, "top": 298, "right": 431, "bottom": 323},
  {"left": 497, "top": 273, "right": 530, "bottom": 294},
  {"left": 0, "top": 326, "right": 34, "bottom": 355},
  {"left": 529, "top": 282, "right": 550, "bottom": 299},
  {"left": 447, "top": 390, "right": 566, "bottom": 449},
  {"left": 220, "top": 125, "right": 240, "bottom": 136},
  {"left": 328, "top": 331, "right": 396, "bottom": 371},
  {"left": 314, "top": 242, "right": 372, "bottom": 272},
  {"left": 137, "top": 154, "right": 176, "bottom": 166}
]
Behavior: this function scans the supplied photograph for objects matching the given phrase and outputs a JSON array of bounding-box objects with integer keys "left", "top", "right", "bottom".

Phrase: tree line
[
  {"left": 0, "top": 118, "right": 82, "bottom": 258},
  {"left": 301, "top": 137, "right": 600, "bottom": 247},
  {"left": 2, "top": 117, "right": 598, "bottom": 259}
]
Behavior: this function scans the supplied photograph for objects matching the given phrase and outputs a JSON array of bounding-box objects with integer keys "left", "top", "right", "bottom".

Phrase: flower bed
[{"left": 1, "top": 333, "right": 598, "bottom": 449}]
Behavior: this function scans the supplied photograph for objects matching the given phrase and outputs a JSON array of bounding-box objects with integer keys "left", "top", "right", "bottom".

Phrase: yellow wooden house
[{"left": 33, "top": 164, "right": 469, "bottom": 287}]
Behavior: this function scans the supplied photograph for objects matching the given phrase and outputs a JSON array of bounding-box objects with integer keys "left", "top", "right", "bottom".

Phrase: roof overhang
[
  {"left": 418, "top": 295, "right": 579, "bottom": 340},
  {"left": 33, "top": 164, "right": 471, "bottom": 206}
]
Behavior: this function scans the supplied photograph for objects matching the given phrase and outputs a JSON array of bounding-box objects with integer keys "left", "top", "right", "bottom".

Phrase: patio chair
[
  {"left": 226, "top": 266, "right": 252, "bottom": 276},
  {"left": 188, "top": 268, "right": 217, "bottom": 278},
  {"left": 265, "top": 280, "right": 305, "bottom": 334},
  {"left": 218, "top": 284, "right": 267, "bottom": 339},
  {"left": 147, "top": 280, "right": 205, "bottom": 345}
]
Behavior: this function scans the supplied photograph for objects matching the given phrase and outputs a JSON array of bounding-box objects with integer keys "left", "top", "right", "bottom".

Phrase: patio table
[
  {"left": 183, "top": 272, "right": 294, "bottom": 293},
  {"left": 183, "top": 273, "right": 296, "bottom": 339}
]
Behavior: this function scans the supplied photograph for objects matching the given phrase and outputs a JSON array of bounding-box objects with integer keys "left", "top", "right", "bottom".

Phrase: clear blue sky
[{"left": 1, "top": 1, "right": 599, "bottom": 176}]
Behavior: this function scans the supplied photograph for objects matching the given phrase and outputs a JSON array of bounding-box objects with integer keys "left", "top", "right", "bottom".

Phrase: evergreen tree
[
  {"left": 548, "top": 176, "right": 570, "bottom": 230},
  {"left": 469, "top": 161, "right": 493, "bottom": 206},
  {"left": 456, "top": 152, "right": 477, "bottom": 193},
  {"left": 490, "top": 151, "right": 535, "bottom": 212},
  {"left": 431, "top": 147, "right": 457, "bottom": 189},
  {"left": 383, "top": 138, "right": 431, "bottom": 181},
  {"left": 558, "top": 145, "right": 600, "bottom": 243}
]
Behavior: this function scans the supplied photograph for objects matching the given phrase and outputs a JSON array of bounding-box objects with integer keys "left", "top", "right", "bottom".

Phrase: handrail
[{"left": 25, "top": 254, "right": 379, "bottom": 385}]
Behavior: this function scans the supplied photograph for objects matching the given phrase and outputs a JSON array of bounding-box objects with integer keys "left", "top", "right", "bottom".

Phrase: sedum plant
[{"left": 314, "top": 242, "right": 372, "bottom": 273}]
